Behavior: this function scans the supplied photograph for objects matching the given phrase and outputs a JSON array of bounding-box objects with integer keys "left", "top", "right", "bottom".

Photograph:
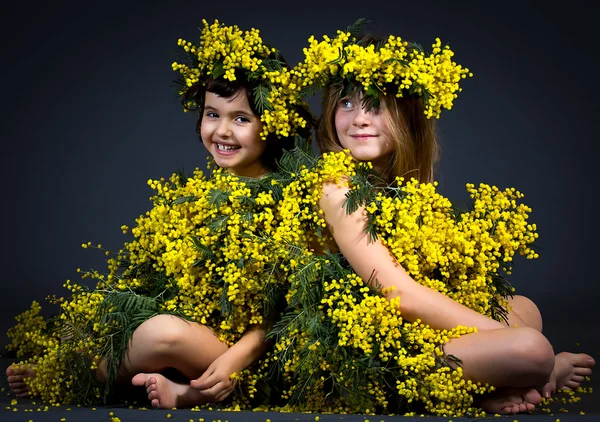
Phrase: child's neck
[{"left": 227, "top": 166, "right": 269, "bottom": 179}]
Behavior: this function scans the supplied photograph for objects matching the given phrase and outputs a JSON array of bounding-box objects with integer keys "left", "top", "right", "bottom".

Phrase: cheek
[
  {"left": 200, "top": 118, "right": 211, "bottom": 141},
  {"left": 248, "top": 138, "right": 267, "bottom": 155},
  {"left": 334, "top": 109, "right": 351, "bottom": 142},
  {"left": 334, "top": 109, "right": 345, "bottom": 133}
]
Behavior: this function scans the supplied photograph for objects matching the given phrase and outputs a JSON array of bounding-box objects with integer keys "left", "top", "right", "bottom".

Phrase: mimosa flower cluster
[
  {"left": 293, "top": 25, "right": 472, "bottom": 118},
  {"left": 172, "top": 19, "right": 309, "bottom": 139},
  {"left": 6, "top": 280, "right": 109, "bottom": 405},
  {"left": 6, "top": 166, "right": 299, "bottom": 405},
  {"left": 263, "top": 150, "right": 539, "bottom": 416}
]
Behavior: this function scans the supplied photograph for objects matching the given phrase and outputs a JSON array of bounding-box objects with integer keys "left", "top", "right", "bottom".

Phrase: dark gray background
[{"left": 1, "top": 1, "right": 598, "bottom": 363}]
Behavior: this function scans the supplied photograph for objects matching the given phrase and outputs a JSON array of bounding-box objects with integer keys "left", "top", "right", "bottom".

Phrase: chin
[{"left": 350, "top": 151, "right": 381, "bottom": 163}]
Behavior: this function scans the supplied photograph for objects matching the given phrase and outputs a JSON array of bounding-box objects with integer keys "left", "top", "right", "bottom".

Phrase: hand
[{"left": 190, "top": 351, "right": 241, "bottom": 402}]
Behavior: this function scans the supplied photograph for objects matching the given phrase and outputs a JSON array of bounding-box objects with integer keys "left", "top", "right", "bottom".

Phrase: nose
[
  {"left": 352, "top": 107, "right": 372, "bottom": 127},
  {"left": 216, "top": 119, "right": 232, "bottom": 138}
]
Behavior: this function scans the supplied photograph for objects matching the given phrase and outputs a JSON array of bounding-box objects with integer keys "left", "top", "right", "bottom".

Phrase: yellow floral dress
[
  {"left": 5, "top": 164, "right": 299, "bottom": 406},
  {"left": 6, "top": 144, "right": 539, "bottom": 416},
  {"left": 258, "top": 149, "right": 539, "bottom": 417}
]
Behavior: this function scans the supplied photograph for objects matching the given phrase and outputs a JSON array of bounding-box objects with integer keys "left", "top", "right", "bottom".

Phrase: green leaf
[
  {"left": 208, "top": 214, "right": 229, "bottom": 231},
  {"left": 172, "top": 195, "right": 198, "bottom": 205},
  {"left": 252, "top": 84, "right": 273, "bottom": 113},
  {"left": 212, "top": 62, "right": 225, "bottom": 79},
  {"left": 345, "top": 18, "right": 370, "bottom": 39},
  {"left": 208, "top": 188, "right": 228, "bottom": 207},
  {"left": 262, "top": 58, "right": 284, "bottom": 71},
  {"left": 190, "top": 236, "right": 215, "bottom": 260}
]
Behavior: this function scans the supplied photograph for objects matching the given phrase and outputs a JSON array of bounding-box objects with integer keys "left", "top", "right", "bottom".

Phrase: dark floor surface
[
  {"left": 0, "top": 358, "right": 596, "bottom": 422},
  {"left": 1, "top": 315, "right": 597, "bottom": 422}
]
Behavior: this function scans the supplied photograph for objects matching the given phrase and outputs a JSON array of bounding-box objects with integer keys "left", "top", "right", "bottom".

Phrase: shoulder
[{"left": 319, "top": 180, "right": 351, "bottom": 211}]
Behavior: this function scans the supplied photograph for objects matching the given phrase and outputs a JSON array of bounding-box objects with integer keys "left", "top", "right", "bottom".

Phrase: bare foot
[
  {"left": 131, "top": 373, "right": 207, "bottom": 409},
  {"left": 6, "top": 365, "right": 36, "bottom": 398},
  {"left": 553, "top": 352, "right": 594, "bottom": 391},
  {"left": 479, "top": 387, "right": 541, "bottom": 415}
]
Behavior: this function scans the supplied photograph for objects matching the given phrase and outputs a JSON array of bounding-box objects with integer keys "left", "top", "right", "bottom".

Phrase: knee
[
  {"left": 510, "top": 295, "right": 543, "bottom": 331},
  {"left": 132, "top": 315, "right": 191, "bottom": 353},
  {"left": 513, "top": 327, "right": 554, "bottom": 384}
]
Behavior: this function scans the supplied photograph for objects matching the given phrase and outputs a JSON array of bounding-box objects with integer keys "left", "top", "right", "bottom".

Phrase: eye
[
  {"left": 339, "top": 98, "right": 354, "bottom": 109},
  {"left": 205, "top": 111, "right": 218, "bottom": 118},
  {"left": 235, "top": 115, "right": 251, "bottom": 123}
]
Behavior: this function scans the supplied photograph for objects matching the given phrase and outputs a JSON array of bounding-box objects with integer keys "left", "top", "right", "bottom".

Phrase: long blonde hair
[{"left": 317, "top": 83, "right": 440, "bottom": 185}]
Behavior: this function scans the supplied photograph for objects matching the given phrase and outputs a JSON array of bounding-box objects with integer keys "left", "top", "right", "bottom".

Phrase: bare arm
[
  {"left": 319, "top": 182, "right": 506, "bottom": 331},
  {"left": 223, "top": 324, "right": 270, "bottom": 369},
  {"left": 190, "top": 323, "right": 270, "bottom": 400}
]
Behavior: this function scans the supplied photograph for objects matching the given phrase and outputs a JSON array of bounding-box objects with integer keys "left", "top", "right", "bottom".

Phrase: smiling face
[
  {"left": 334, "top": 93, "right": 394, "bottom": 172},
  {"left": 200, "top": 90, "right": 267, "bottom": 178}
]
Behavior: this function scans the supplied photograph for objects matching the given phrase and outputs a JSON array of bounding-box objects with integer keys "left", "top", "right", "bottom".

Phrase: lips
[{"left": 350, "top": 134, "right": 377, "bottom": 139}]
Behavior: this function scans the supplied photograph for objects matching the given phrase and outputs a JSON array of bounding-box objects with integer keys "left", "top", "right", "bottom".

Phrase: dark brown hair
[{"left": 182, "top": 73, "right": 298, "bottom": 172}]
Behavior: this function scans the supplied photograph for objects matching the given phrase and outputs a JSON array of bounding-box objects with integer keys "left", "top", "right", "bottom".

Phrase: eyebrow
[{"left": 204, "top": 105, "right": 254, "bottom": 116}]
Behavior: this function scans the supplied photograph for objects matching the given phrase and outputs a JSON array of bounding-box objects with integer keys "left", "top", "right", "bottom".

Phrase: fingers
[
  {"left": 214, "top": 386, "right": 234, "bottom": 402},
  {"left": 197, "top": 381, "right": 227, "bottom": 399},
  {"left": 191, "top": 368, "right": 215, "bottom": 390}
]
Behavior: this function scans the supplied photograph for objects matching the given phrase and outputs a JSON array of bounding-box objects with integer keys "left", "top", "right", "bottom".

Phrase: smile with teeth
[{"left": 216, "top": 143, "right": 241, "bottom": 151}]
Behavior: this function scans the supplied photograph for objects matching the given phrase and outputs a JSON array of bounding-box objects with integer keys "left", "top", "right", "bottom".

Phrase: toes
[
  {"left": 7, "top": 375, "right": 25, "bottom": 383},
  {"left": 499, "top": 406, "right": 512, "bottom": 415},
  {"left": 9, "top": 381, "right": 26, "bottom": 389},
  {"left": 574, "top": 367, "right": 592, "bottom": 377},
  {"left": 131, "top": 373, "right": 148, "bottom": 387},
  {"left": 6, "top": 366, "right": 13, "bottom": 376},
  {"left": 146, "top": 383, "right": 157, "bottom": 395},
  {"left": 523, "top": 388, "right": 542, "bottom": 405},
  {"left": 525, "top": 402, "right": 536, "bottom": 412},
  {"left": 565, "top": 380, "right": 581, "bottom": 390},
  {"left": 580, "top": 353, "right": 595, "bottom": 368},
  {"left": 572, "top": 353, "right": 595, "bottom": 368},
  {"left": 148, "top": 390, "right": 158, "bottom": 401},
  {"left": 151, "top": 398, "right": 160, "bottom": 409}
]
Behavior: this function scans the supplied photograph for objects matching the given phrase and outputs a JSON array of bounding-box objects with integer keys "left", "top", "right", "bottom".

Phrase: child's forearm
[
  {"left": 393, "top": 281, "right": 506, "bottom": 331},
  {"left": 226, "top": 324, "right": 270, "bottom": 370}
]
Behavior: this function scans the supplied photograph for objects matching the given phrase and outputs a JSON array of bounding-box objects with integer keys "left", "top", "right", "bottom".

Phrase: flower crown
[
  {"left": 293, "top": 19, "right": 472, "bottom": 118},
  {"left": 172, "top": 19, "right": 309, "bottom": 139}
]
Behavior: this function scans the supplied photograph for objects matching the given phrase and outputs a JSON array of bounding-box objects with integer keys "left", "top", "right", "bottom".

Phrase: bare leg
[
  {"left": 505, "top": 295, "right": 543, "bottom": 332},
  {"left": 443, "top": 326, "right": 554, "bottom": 414},
  {"left": 96, "top": 315, "right": 229, "bottom": 409},
  {"left": 444, "top": 326, "right": 554, "bottom": 388},
  {"left": 96, "top": 314, "right": 229, "bottom": 383},
  {"left": 504, "top": 295, "right": 595, "bottom": 397}
]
